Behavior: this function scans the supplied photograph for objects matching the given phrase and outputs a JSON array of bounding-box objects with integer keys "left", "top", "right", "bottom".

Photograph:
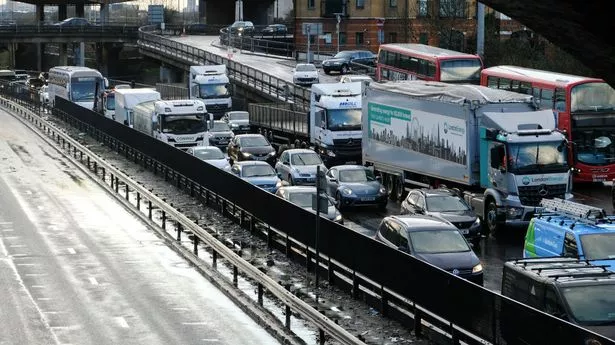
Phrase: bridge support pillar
[
  {"left": 159, "top": 64, "right": 182, "bottom": 84},
  {"left": 36, "top": 43, "right": 44, "bottom": 72},
  {"left": 73, "top": 42, "right": 85, "bottom": 67},
  {"left": 36, "top": 4, "right": 45, "bottom": 24},
  {"left": 198, "top": 0, "right": 206, "bottom": 23},
  {"left": 59, "top": 43, "right": 68, "bottom": 66},
  {"left": 58, "top": 5, "right": 67, "bottom": 21},
  {"left": 76, "top": 4, "right": 85, "bottom": 18},
  {"left": 100, "top": 3, "right": 109, "bottom": 25}
]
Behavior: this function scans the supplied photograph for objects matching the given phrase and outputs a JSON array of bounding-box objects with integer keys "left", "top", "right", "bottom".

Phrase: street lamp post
[{"left": 335, "top": 13, "right": 342, "bottom": 53}]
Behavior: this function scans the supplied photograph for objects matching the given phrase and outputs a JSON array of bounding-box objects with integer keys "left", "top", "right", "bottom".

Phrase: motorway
[
  {"left": 0, "top": 109, "right": 281, "bottom": 344},
  {"left": 170, "top": 34, "right": 615, "bottom": 292}
]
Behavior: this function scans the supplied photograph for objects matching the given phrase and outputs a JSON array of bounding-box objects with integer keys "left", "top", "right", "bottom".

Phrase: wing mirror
[{"left": 329, "top": 178, "right": 337, "bottom": 183}]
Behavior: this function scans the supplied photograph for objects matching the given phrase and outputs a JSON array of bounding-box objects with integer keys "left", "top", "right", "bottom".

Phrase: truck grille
[
  {"left": 297, "top": 77, "right": 317, "bottom": 82},
  {"left": 451, "top": 221, "right": 475, "bottom": 229},
  {"left": 518, "top": 184, "right": 567, "bottom": 207},
  {"left": 332, "top": 138, "right": 362, "bottom": 156}
]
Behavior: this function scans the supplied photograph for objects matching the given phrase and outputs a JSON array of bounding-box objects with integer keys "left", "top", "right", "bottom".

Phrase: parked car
[
  {"left": 322, "top": 50, "right": 377, "bottom": 75},
  {"left": 229, "top": 21, "right": 254, "bottom": 35},
  {"left": 276, "top": 186, "right": 343, "bottom": 223},
  {"left": 206, "top": 120, "right": 234, "bottom": 149},
  {"left": 55, "top": 17, "right": 92, "bottom": 27},
  {"left": 375, "top": 215, "right": 484, "bottom": 285},
  {"left": 231, "top": 161, "right": 283, "bottom": 193},
  {"left": 223, "top": 111, "right": 250, "bottom": 133},
  {"left": 186, "top": 146, "right": 231, "bottom": 171},
  {"left": 401, "top": 188, "right": 482, "bottom": 246},
  {"left": 262, "top": 24, "right": 287, "bottom": 35},
  {"left": 275, "top": 148, "right": 326, "bottom": 185},
  {"left": 227, "top": 134, "right": 276, "bottom": 165},
  {"left": 340, "top": 74, "right": 373, "bottom": 86},
  {"left": 292, "top": 63, "right": 320, "bottom": 86},
  {"left": 324, "top": 165, "right": 388, "bottom": 210}
]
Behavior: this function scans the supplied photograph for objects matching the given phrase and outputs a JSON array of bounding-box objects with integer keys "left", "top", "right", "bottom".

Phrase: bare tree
[{"left": 407, "top": 0, "right": 471, "bottom": 52}]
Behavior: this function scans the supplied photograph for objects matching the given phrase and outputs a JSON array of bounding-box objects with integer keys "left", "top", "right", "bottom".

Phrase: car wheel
[
  {"left": 289, "top": 175, "right": 295, "bottom": 185},
  {"left": 341, "top": 65, "right": 349, "bottom": 74},
  {"left": 324, "top": 69, "right": 331, "bottom": 75}
]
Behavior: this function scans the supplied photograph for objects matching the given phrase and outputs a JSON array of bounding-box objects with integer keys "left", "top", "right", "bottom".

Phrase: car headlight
[
  {"left": 472, "top": 263, "right": 483, "bottom": 273},
  {"left": 334, "top": 214, "right": 343, "bottom": 223},
  {"left": 230, "top": 123, "right": 238, "bottom": 127},
  {"left": 379, "top": 186, "right": 387, "bottom": 194},
  {"left": 275, "top": 180, "right": 284, "bottom": 188},
  {"left": 327, "top": 150, "right": 336, "bottom": 157},
  {"left": 223, "top": 164, "right": 231, "bottom": 171},
  {"left": 268, "top": 151, "right": 276, "bottom": 156},
  {"left": 241, "top": 152, "right": 252, "bottom": 158},
  {"left": 341, "top": 188, "right": 353, "bottom": 196},
  {"left": 470, "top": 218, "right": 481, "bottom": 229},
  {"left": 506, "top": 206, "right": 523, "bottom": 219}
]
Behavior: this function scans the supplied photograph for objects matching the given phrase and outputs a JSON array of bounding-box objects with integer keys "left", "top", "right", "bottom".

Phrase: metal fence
[{"left": 249, "top": 103, "right": 309, "bottom": 138}]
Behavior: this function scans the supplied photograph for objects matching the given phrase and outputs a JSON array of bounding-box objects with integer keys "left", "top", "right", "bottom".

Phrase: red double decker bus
[
  {"left": 376, "top": 43, "right": 483, "bottom": 83},
  {"left": 481, "top": 65, "right": 615, "bottom": 183}
]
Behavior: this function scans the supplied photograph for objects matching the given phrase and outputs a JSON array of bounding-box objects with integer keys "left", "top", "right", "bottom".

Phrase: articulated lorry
[
  {"left": 363, "top": 81, "right": 573, "bottom": 236},
  {"left": 249, "top": 82, "right": 363, "bottom": 166},
  {"left": 114, "top": 88, "right": 161, "bottom": 127},
  {"left": 132, "top": 99, "right": 213, "bottom": 150},
  {"left": 188, "top": 65, "right": 232, "bottom": 119}
]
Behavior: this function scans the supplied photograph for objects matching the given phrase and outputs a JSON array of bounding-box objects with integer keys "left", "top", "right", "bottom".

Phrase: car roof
[
  {"left": 285, "top": 148, "right": 315, "bottom": 154},
  {"left": 332, "top": 164, "right": 366, "bottom": 171},
  {"left": 234, "top": 161, "right": 271, "bottom": 167},
  {"left": 411, "top": 188, "right": 458, "bottom": 197},
  {"left": 505, "top": 258, "right": 615, "bottom": 286},
  {"left": 191, "top": 146, "right": 222, "bottom": 152},
  {"left": 278, "top": 186, "right": 316, "bottom": 193},
  {"left": 296, "top": 63, "right": 316, "bottom": 67},
  {"left": 387, "top": 215, "right": 457, "bottom": 230},
  {"left": 236, "top": 134, "right": 265, "bottom": 138}
]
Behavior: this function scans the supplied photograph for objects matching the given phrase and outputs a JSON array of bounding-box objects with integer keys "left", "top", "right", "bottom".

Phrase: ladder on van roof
[{"left": 538, "top": 198, "right": 613, "bottom": 226}]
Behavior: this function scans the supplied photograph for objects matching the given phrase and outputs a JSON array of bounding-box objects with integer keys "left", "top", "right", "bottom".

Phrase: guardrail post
[
  {"left": 79, "top": 151, "right": 83, "bottom": 162},
  {"left": 233, "top": 266, "right": 238, "bottom": 287},
  {"left": 352, "top": 270, "right": 359, "bottom": 299},
  {"left": 414, "top": 308, "right": 423, "bottom": 338},
  {"left": 205, "top": 189, "right": 210, "bottom": 205},
  {"left": 285, "top": 233, "right": 291, "bottom": 257},
  {"left": 239, "top": 209, "right": 245, "bottom": 227},
  {"left": 266, "top": 225, "right": 272, "bottom": 247},
  {"left": 328, "top": 257, "right": 334, "bottom": 285},
  {"left": 125, "top": 183, "right": 129, "bottom": 200},
  {"left": 380, "top": 285, "right": 388, "bottom": 317},
  {"left": 451, "top": 324, "right": 459, "bottom": 344},
  {"left": 176, "top": 221, "right": 182, "bottom": 241},
  {"left": 136, "top": 192, "right": 141, "bottom": 209},
  {"left": 101, "top": 167, "right": 105, "bottom": 181},
  {"left": 212, "top": 250, "right": 218, "bottom": 268},
  {"left": 110, "top": 173, "right": 114, "bottom": 189},
  {"left": 161, "top": 211, "right": 166, "bottom": 230},
  {"left": 148, "top": 200, "right": 152, "bottom": 219},
  {"left": 193, "top": 236, "right": 199, "bottom": 255},
  {"left": 221, "top": 198, "right": 226, "bottom": 215},
  {"left": 87, "top": 156, "right": 90, "bottom": 170},
  {"left": 249, "top": 216, "right": 255, "bottom": 233},
  {"left": 190, "top": 182, "right": 194, "bottom": 197},
  {"left": 285, "top": 284, "right": 291, "bottom": 329},
  {"left": 319, "top": 329, "right": 325, "bottom": 345},
  {"left": 257, "top": 283, "right": 263, "bottom": 306},
  {"left": 305, "top": 245, "right": 311, "bottom": 271},
  {"left": 114, "top": 176, "right": 119, "bottom": 193}
]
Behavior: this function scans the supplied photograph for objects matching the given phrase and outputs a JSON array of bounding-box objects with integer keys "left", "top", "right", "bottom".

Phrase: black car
[
  {"left": 262, "top": 24, "right": 287, "bottom": 35},
  {"left": 227, "top": 134, "right": 276, "bottom": 165},
  {"left": 375, "top": 215, "right": 484, "bottom": 285},
  {"left": 55, "top": 17, "right": 92, "bottom": 27},
  {"left": 322, "top": 50, "right": 377, "bottom": 75},
  {"left": 228, "top": 21, "right": 255, "bottom": 35},
  {"left": 401, "top": 188, "right": 482, "bottom": 246}
]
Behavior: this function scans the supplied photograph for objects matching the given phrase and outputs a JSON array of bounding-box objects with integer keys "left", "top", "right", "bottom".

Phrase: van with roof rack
[
  {"left": 524, "top": 198, "right": 615, "bottom": 271},
  {"left": 501, "top": 257, "right": 615, "bottom": 341}
]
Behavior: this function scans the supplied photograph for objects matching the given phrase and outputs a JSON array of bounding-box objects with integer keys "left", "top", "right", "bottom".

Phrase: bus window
[
  {"left": 554, "top": 88, "right": 566, "bottom": 112},
  {"left": 387, "top": 52, "right": 399, "bottom": 68},
  {"left": 541, "top": 89, "right": 554, "bottom": 109},
  {"left": 498, "top": 78, "right": 511, "bottom": 90},
  {"left": 533, "top": 88, "right": 541, "bottom": 100},
  {"left": 378, "top": 50, "right": 387, "bottom": 64},
  {"left": 487, "top": 76, "right": 499, "bottom": 88},
  {"left": 428, "top": 61, "right": 436, "bottom": 77},
  {"left": 519, "top": 82, "right": 532, "bottom": 95},
  {"left": 409, "top": 58, "right": 419, "bottom": 74},
  {"left": 511, "top": 80, "right": 521, "bottom": 93},
  {"left": 400, "top": 55, "right": 410, "bottom": 70}
]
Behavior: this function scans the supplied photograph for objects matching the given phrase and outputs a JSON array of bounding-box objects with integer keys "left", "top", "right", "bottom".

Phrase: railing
[
  {"left": 0, "top": 24, "right": 140, "bottom": 39},
  {"left": 249, "top": 103, "right": 309, "bottom": 137},
  {"left": 138, "top": 25, "right": 311, "bottom": 108},
  {"left": 3, "top": 81, "right": 612, "bottom": 345}
]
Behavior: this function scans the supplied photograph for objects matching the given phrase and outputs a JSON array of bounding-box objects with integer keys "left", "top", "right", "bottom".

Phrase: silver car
[
  {"left": 206, "top": 120, "right": 234, "bottom": 149},
  {"left": 276, "top": 186, "right": 343, "bottom": 224},
  {"left": 186, "top": 146, "right": 231, "bottom": 171},
  {"left": 275, "top": 149, "right": 326, "bottom": 186},
  {"left": 223, "top": 111, "right": 250, "bottom": 134}
]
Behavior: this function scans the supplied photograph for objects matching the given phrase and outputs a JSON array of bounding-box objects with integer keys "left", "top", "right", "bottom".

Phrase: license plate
[
  {"left": 593, "top": 175, "right": 607, "bottom": 182},
  {"left": 219, "top": 140, "right": 228, "bottom": 144},
  {"left": 361, "top": 197, "right": 375, "bottom": 201},
  {"left": 460, "top": 229, "right": 469, "bottom": 235}
]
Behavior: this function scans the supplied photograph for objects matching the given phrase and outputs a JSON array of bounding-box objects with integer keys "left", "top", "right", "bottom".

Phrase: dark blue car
[{"left": 324, "top": 165, "right": 388, "bottom": 210}]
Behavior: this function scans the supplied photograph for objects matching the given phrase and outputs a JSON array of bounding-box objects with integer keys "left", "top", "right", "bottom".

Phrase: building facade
[{"left": 295, "top": 0, "right": 523, "bottom": 54}]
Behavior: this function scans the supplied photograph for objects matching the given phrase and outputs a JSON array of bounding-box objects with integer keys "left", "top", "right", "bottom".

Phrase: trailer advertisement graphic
[{"left": 368, "top": 102, "right": 467, "bottom": 165}]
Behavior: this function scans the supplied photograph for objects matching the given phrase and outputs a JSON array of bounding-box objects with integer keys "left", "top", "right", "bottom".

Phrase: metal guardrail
[
  {"left": 0, "top": 93, "right": 365, "bottom": 345},
  {"left": 249, "top": 103, "right": 309, "bottom": 138},
  {"left": 137, "top": 25, "right": 311, "bottom": 108}
]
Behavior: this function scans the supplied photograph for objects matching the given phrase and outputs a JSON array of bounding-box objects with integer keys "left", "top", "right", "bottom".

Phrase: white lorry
[
  {"left": 132, "top": 99, "right": 213, "bottom": 150},
  {"left": 114, "top": 88, "right": 161, "bottom": 127},
  {"left": 249, "top": 82, "right": 363, "bottom": 166},
  {"left": 363, "top": 81, "right": 573, "bottom": 236},
  {"left": 188, "top": 65, "right": 232, "bottom": 119}
]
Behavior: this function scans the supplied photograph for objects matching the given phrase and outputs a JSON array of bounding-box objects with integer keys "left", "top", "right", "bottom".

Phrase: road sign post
[
  {"left": 306, "top": 24, "right": 311, "bottom": 64},
  {"left": 312, "top": 166, "right": 328, "bottom": 287}
]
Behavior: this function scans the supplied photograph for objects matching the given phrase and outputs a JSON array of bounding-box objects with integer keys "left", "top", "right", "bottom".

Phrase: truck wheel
[
  {"left": 395, "top": 176, "right": 405, "bottom": 201},
  {"left": 386, "top": 175, "right": 398, "bottom": 202},
  {"left": 485, "top": 199, "right": 501, "bottom": 237}
]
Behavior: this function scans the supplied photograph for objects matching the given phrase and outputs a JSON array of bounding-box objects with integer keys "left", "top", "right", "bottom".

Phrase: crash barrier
[
  {"left": 0, "top": 24, "right": 140, "bottom": 40},
  {"left": 3, "top": 84, "right": 612, "bottom": 345},
  {"left": 219, "top": 28, "right": 295, "bottom": 58},
  {"left": 138, "top": 25, "right": 311, "bottom": 108},
  {"left": 0, "top": 89, "right": 363, "bottom": 345}
]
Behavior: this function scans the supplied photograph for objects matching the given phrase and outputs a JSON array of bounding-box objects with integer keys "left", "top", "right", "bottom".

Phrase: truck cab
[
  {"left": 501, "top": 257, "right": 615, "bottom": 343},
  {"left": 310, "top": 82, "right": 363, "bottom": 166},
  {"left": 189, "top": 65, "right": 232, "bottom": 119}
]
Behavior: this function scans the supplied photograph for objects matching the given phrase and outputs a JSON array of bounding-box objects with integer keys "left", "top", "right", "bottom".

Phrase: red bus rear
[
  {"left": 481, "top": 65, "right": 615, "bottom": 183},
  {"left": 376, "top": 43, "right": 483, "bottom": 84}
]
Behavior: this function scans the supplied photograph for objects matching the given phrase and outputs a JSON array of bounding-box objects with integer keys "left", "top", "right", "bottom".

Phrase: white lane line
[
  {"left": 115, "top": 317, "right": 129, "bottom": 329},
  {"left": 10, "top": 244, "right": 27, "bottom": 248},
  {"left": 67, "top": 248, "right": 76, "bottom": 255},
  {"left": 88, "top": 277, "right": 99, "bottom": 286},
  {"left": 171, "top": 307, "right": 189, "bottom": 311},
  {"left": 2, "top": 229, "right": 14, "bottom": 232},
  {"left": 31, "top": 285, "right": 45, "bottom": 289},
  {"left": 0, "top": 222, "right": 13, "bottom": 225},
  {"left": 182, "top": 322, "right": 208, "bottom": 325},
  {"left": 25, "top": 273, "right": 47, "bottom": 277},
  {"left": 123, "top": 260, "right": 146, "bottom": 264},
  {"left": 201, "top": 339, "right": 219, "bottom": 342},
  {"left": 11, "top": 253, "right": 28, "bottom": 257},
  {"left": 37, "top": 298, "right": 52, "bottom": 301},
  {"left": 16, "top": 263, "right": 37, "bottom": 266},
  {"left": 3, "top": 236, "right": 20, "bottom": 239},
  {"left": 43, "top": 311, "right": 65, "bottom": 315}
]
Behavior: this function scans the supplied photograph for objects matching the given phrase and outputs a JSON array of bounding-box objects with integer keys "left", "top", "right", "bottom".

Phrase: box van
[
  {"left": 523, "top": 198, "right": 615, "bottom": 271},
  {"left": 501, "top": 257, "right": 615, "bottom": 342}
]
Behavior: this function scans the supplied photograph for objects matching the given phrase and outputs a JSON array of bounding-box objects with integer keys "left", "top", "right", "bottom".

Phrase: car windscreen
[
  {"left": 333, "top": 52, "right": 352, "bottom": 59},
  {"left": 194, "top": 148, "right": 225, "bottom": 160},
  {"left": 338, "top": 169, "right": 375, "bottom": 182},
  {"left": 426, "top": 195, "right": 471, "bottom": 212},
  {"left": 212, "top": 122, "right": 230, "bottom": 132},
  {"left": 560, "top": 284, "right": 615, "bottom": 325},
  {"left": 288, "top": 191, "right": 333, "bottom": 207},
  {"left": 580, "top": 233, "right": 615, "bottom": 260},
  {"left": 240, "top": 136, "right": 269, "bottom": 147},
  {"left": 409, "top": 230, "right": 470, "bottom": 254},
  {"left": 242, "top": 165, "right": 276, "bottom": 177},
  {"left": 291, "top": 152, "right": 322, "bottom": 165},
  {"left": 296, "top": 65, "right": 317, "bottom": 72},
  {"left": 229, "top": 112, "right": 249, "bottom": 120}
]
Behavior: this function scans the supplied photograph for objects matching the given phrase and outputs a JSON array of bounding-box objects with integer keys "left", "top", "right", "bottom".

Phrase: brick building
[{"left": 294, "top": 0, "right": 524, "bottom": 54}]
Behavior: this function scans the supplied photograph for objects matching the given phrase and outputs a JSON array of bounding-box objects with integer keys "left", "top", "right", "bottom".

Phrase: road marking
[
  {"left": 182, "top": 322, "right": 208, "bottom": 325},
  {"left": 202, "top": 339, "right": 219, "bottom": 342},
  {"left": 31, "top": 285, "right": 45, "bottom": 289},
  {"left": 16, "top": 263, "right": 36, "bottom": 266},
  {"left": 10, "top": 244, "right": 26, "bottom": 248},
  {"left": 171, "top": 307, "right": 189, "bottom": 311},
  {"left": 12, "top": 253, "right": 28, "bottom": 257},
  {"left": 3, "top": 236, "right": 20, "bottom": 239},
  {"left": 2, "top": 229, "right": 14, "bottom": 232},
  {"left": 0, "top": 222, "right": 13, "bottom": 225},
  {"left": 43, "top": 311, "right": 65, "bottom": 314},
  {"left": 37, "top": 206, "right": 44, "bottom": 211},
  {"left": 37, "top": 298, "right": 52, "bottom": 301},
  {"left": 67, "top": 248, "right": 76, "bottom": 255},
  {"left": 25, "top": 273, "right": 47, "bottom": 277},
  {"left": 115, "top": 317, "right": 129, "bottom": 329},
  {"left": 88, "top": 277, "right": 99, "bottom": 285}
]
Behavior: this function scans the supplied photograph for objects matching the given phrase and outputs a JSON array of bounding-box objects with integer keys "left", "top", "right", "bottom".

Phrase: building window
[
  {"left": 309, "top": 35, "right": 316, "bottom": 44},
  {"left": 324, "top": 32, "right": 333, "bottom": 44},
  {"left": 339, "top": 32, "right": 347, "bottom": 45},
  {"left": 389, "top": 0, "right": 397, "bottom": 7},
  {"left": 356, "top": 32, "right": 365, "bottom": 45},
  {"left": 419, "top": 32, "right": 428, "bottom": 44},
  {"left": 388, "top": 32, "right": 397, "bottom": 43},
  {"left": 308, "top": 0, "right": 315, "bottom": 9},
  {"left": 418, "top": 0, "right": 429, "bottom": 17},
  {"left": 356, "top": 0, "right": 365, "bottom": 9},
  {"left": 439, "top": 0, "right": 466, "bottom": 18}
]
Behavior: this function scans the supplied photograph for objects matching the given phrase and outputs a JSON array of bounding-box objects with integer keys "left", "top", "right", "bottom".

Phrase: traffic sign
[{"left": 302, "top": 23, "right": 323, "bottom": 36}]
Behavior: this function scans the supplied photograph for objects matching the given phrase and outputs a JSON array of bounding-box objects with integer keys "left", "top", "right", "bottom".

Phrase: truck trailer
[
  {"left": 131, "top": 99, "right": 212, "bottom": 150},
  {"left": 188, "top": 65, "right": 232, "bottom": 119},
  {"left": 114, "top": 88, "right": 161, "bottom": 127},
  {"left": 363, "top": 81, "right": 573, "bottom": 236},
  {"left": 249, "top": 82, "right": 363, "bottom": 166}
]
